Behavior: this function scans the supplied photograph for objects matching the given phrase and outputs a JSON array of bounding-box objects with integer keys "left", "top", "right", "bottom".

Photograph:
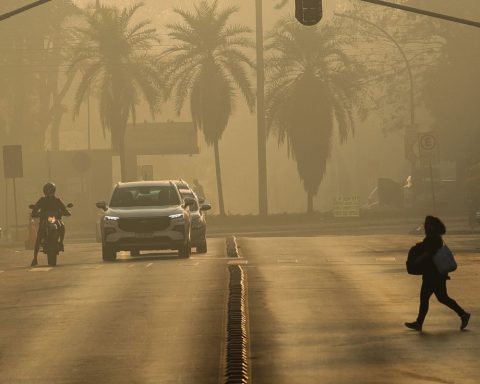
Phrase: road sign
[
  {"left": 333, "top": 196, "right": 360, "bottom": 218},
  {"left": 3, "top": 145, "right": 23, "bottom": 179},
  {"left": 124, "top": 122, "right": 199, "bottom": 156},
  {"left": 418, "top": 132, "right": 438, "bottom": 160}
]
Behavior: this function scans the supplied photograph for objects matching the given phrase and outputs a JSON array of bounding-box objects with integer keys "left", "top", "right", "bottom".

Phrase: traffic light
[{"left": 295, "top": 0, "right": 323, "bottom": 26}]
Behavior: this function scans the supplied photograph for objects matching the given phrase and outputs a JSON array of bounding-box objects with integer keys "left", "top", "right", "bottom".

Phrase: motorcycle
[{"left": 28, "top": 203, "right": 73, "bottom": 266}]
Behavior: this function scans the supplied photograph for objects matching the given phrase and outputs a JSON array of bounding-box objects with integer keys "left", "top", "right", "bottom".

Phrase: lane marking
[
  {"left": 228, "top": 259, "right": 248, "bottom": 265},
  {"left": 183, "top": 262, "right": 199, "bottom": 266},
  {"left": 146, "top": 263, "right": 153, "bottom": 268},
  {"left": 79, "top": 264, "right": 104, "bottom": 270},
  {"left": 29, "top": 267, "right": 52, "bottom": 272},
  {"left": 277, "top": 259, "right": 298, "bottom": 263},
  {"left": 376, "top": 257, "right": 397, "bottom": 262}
]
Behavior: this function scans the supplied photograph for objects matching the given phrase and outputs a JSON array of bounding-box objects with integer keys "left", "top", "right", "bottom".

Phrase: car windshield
[
  {"left": 179, "top": 190, "right": 199, "bottom": 211},
  {"left": 110, "top": 186, "right": 180, "bottom": 207}
]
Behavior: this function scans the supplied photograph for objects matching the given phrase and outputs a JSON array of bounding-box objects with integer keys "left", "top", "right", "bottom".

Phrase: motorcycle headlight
[
  {"left": 169, "top": 213, "right": 183, "bottom": 219},
  {"left": 104, "top": 216, "right": 120, "bottom": 221}
]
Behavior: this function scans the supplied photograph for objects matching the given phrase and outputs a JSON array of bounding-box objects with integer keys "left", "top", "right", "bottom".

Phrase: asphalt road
[
  {"left": 0, "top": 239, "right": 228, "bottom": 384},
  {"left": 1, "top": 233, "right": 479, "bottom": 384},
  {"left": 242, "top": 234, "right": 480, "bottom": 384}
]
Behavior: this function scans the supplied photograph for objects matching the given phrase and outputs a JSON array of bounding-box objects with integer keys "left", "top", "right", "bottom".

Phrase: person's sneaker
[
  {"left": 461, "top": 313, "right": 471, "bottom": 330},
  {"left": 59, "top": 242, "right": 64, "bottom": 252},
  {"left": 405, "top": 321, "right": 422, "bottom": 331},
  {"left": 30, "top": 259, "right": 38, "bottom": 267}
]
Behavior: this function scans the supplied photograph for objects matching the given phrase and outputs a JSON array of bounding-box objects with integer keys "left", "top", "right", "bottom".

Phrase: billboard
[{"left": 123, "top": 121, "right": 199, "bottom": 156}]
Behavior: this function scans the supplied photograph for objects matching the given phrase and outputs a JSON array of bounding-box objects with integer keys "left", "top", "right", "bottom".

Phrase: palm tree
[
  {"left": 265, "top": 19, "right": 367, "bottom": 213},
  {"left": 162, "top": 1, "right": 255, "bottom": 216},
  {"left": 70, "top": 1, "right": 161, "bottom": 181}
]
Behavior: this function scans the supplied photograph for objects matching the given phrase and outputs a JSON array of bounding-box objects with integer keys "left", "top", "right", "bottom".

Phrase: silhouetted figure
[
  {"left": 30, "top": 183, "right": 69, "bottom": 267},
  {"left": 405, "top": 216, "right": 470, "bottom": 331},
  {"left": 192, "top": 179, "right": 205, "bottom": 202}
]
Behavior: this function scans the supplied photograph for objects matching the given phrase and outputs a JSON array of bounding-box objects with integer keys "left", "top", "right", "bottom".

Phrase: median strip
[
  {"left": 226, "top": 236, "right": 240, "bottom": 258},
  {"left": 225, "top": 264, "right": 249, "bottom": 384}
]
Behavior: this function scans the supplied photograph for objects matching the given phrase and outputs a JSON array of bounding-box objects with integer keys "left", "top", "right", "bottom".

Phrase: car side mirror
[
  {"left": 200, "top": 203, "right": 211, "bottom": 211},
  {"left": 67, "top": 203, "right": 74, "bottom": 208},
  {"left": 96, "top": 201, "right": 107, "bottom": 211},
  {"left": 184, "top": 197, "right": 196, "bottom": 207}
]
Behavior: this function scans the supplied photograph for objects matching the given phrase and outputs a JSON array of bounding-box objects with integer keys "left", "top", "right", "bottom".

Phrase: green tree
[
  {"left": 265, "top": 19, "right": 367, "bottom": 213},
  {"left": 0, "top": 0, "right": 78, "bottom": 151},
  {"left": 70, "top": 1, "right": 161, "bottom": 181},
  {"left": 162, "top": 1, "right": 255, "bottom": 216}
]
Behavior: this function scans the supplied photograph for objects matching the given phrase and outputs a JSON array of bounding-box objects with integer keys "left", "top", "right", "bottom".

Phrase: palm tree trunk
[
  {"left": 213, "top": 140, "right": 225, "bottom": 216},
  {"left": 307, "top": 191, "right": 314, "bottom": 214}
]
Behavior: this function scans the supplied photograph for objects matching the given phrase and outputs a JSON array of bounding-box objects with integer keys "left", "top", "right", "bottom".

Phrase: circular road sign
[{"left": 420, "top": 134, "right": 437, "bottom": 151}]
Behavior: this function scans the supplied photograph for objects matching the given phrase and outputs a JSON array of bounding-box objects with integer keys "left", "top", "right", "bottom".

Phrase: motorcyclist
[{"left": 30, "top": 182, "right": 70, "bottom": 267}]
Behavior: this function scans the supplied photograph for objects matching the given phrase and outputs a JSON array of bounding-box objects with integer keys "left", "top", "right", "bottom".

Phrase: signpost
[
  {"left": 3, "top": 145, "right": 24, "bottom": 240},
  {"left": 418, "top": 132, "right": 438, "bottom": 213},
  {"left": 333, "top": 196, "right": 360, "bottom": 218}
]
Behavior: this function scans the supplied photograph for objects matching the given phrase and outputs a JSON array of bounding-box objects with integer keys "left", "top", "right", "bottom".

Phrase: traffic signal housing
[{"left": 295, "top": 0, "right": 323, "bottom": 26}]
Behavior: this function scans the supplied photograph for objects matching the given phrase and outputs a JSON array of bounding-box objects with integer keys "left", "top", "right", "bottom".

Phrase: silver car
[
  {"left": 178, "top": 188, "right": 211, "bottom": 253},
  {"left": 96, "top": 181, "right": 195, "bottom": 261}
]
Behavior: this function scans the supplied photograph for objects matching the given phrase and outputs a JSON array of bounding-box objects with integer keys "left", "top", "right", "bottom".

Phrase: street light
[{"left": 0, "top": 0, "right": 52, "bottom": 22}]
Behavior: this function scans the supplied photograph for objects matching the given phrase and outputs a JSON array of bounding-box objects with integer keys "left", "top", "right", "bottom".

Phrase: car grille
[
  {"left": 118, "top": 217, "right": 170, "bottom": 233},
  {"left": 117, "top": 236, "right": 171, "bottom": 245}
]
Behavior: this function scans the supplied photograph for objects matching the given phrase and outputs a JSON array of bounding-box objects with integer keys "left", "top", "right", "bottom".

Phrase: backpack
[
  {"left": 433, "top": 245, "right": 457, "bottom": 274},
  {"left": 406, "top": 243, "right": 425, "bottom": 275}
]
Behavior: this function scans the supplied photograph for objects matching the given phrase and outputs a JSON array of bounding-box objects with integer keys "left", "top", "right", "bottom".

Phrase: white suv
[{"left": 96, "top": 181, "right": 195, "bottom": 261}]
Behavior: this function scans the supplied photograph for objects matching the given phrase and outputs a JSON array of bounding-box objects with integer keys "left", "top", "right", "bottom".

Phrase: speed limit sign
[{"left": 418, "top": 132, "right": 438, "bottom": 159}]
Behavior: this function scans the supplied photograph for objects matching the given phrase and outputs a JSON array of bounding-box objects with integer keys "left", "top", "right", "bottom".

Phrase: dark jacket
[{"left": 33, "top": 196, "right": 69, "bottom": 219}]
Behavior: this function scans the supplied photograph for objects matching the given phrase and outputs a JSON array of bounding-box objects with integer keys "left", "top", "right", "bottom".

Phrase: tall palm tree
[
  {"left": 162, "top": 1, "right": 255, "bottom": 216},
  {"left": 265, "top": 19, "right": 367, "bottom": 213},
  {"left": 70, "top": 2, "right": 161, "bottom": 181}
]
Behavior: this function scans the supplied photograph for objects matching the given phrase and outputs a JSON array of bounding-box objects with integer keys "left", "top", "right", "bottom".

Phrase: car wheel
[
  {"left": 196, "top": 239, "right": 207, "bottom": 254},
  {"left": 102, "top": 244, "right": 117, "bottom": 261},
  {"left": 178, "top": 240, "right": 191, "bottom": 259}
]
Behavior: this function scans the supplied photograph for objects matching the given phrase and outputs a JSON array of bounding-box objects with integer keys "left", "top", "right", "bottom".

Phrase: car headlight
[
  {"left": 169, "top": 213, "right": 183, "bottom": 219},
  {"left": 104, "top": 216, "right": 120, "bottom": 221}
]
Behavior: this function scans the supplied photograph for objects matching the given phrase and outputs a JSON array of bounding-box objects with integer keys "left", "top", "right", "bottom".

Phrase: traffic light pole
[
  {"left": 360, "top": 0, "right": 480, "bottom": 28},
  {"left": 0, "top": 0, "right": 52, "bottom": 22}
]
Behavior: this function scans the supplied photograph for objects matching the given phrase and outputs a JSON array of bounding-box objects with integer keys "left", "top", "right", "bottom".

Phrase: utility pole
[
  {"left": 360, "top": 0, "right": 480, "bottom": 28},
  {"left": 256, "top": 0, "right": 268, "bottom": 216},
  {"left": 0, "top": 0, "right": 52, "bottom": 22}
]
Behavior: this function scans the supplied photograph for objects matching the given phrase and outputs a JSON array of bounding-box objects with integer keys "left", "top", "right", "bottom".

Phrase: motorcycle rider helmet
[{"left": 43, "top": 182, "right": 56, "bottom": 197}]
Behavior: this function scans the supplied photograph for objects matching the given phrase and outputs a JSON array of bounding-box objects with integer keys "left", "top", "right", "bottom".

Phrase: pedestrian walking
[
  {"left": 405, "top": 216, "right": 471, "bottom": 331},
  {"left": 192, "top": 179, "right": 205, "bottom": 202}
]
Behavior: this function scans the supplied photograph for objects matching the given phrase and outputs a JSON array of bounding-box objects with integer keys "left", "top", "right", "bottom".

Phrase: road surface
[
  {"left": 243, "top": 234, "right": 480, "bottom": 384},
  {"left": 1, "top": 232, "right": 479, "bottom": 383},
  {"left": 0, "top": 239, "right": 228, "bottom": 384}
]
